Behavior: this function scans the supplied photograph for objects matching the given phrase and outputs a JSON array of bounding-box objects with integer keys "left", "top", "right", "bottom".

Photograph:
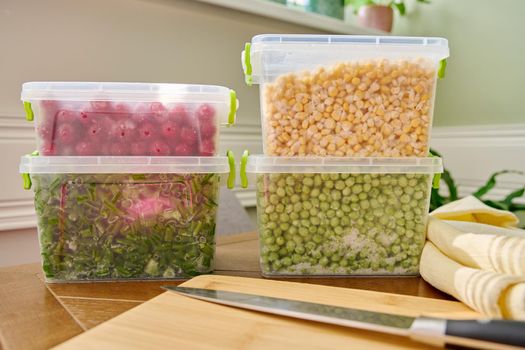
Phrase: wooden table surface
[{"left": 0, "top": 231, "right": 451, "bottom": 350}]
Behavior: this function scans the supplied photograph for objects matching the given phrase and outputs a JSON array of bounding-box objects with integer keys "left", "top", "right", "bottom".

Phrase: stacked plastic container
[
  {"left": 20, "top": 82, "right": 238, "bottom": 282},
  {"left": 241, "top": 34, "right": 449, "bottom": 276}
]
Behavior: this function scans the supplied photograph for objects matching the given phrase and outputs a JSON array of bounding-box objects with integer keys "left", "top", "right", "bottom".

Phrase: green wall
[{"left": 392, "top": 0, "right": 525, "bottom": 127}]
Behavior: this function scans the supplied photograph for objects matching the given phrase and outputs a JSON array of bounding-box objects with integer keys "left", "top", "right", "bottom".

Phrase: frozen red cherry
[
  {"left": 110, "top": 142, "right": 129, "bottom": 156},
  {"left": 138, "top": 122, "right": 156, "bottom": 140},
  {"left": 149, "top": 102, "right": 167, "bottom": 113},
  {"left": 199, "top": 122, "right": 216, "bottom": 139},
  {"left": 168, "top": 105, "right": 190, "bottom": 126},
  {"left": 130, "top": 142, "right": 148, "bottom": 156},
  {"left": 109, "top": 120, "right": 138, "bottom": 142},
  {"left": 55, "top": 123, "right": 78, "bottom": 144},
  {"left": 40, "top": 142, "right": 56, "bottom": 156},
  {"left": 160, "top": 121, "right": 179, "bottom": 139},
  {"left": 37, "top": 120, "right": 55, "bottom": 141},
  {"left": 174, "top": 143, "right": 193, "bottom": 156},
  {"left": 199, "top": 139, "right": 216, "bottom": 156},
  {"left": 150, "top": 141, "right": 170, "bottom": 156},
  {"left": 113, "top": 103, "right": 132, "bottom": 116},
  {"left": 90, "top": 101, "right": 112, "bottom": 112},
  {"left": 196, "top": 104, "right": 216, "bottom": 121},
  {"left": 86, "top": 121, "right": 106, "bottom": 141},
  {"left": 75, "top": 141, "right": 95, "bottom": 156},
  {"left": 180, "top": 126, "right": 198, "bottom": 145}
]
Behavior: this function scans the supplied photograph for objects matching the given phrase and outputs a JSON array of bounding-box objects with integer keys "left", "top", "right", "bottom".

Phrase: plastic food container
[
  {"left": 21, "top": 82, "right": 238, "bottom": 156},
  {"left": 20, "top": 154, "right": 235, "bottom": 282},
  {"left": 244, "top": 155, "right": 443, "bottom": 276},
  {"left": 242, "top": 35, "right": 449, "bottom": 157}
]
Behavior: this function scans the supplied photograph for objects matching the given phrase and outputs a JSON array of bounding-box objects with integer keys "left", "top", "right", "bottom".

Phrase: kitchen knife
[{"left": 164, "top": 286, "right": 525, "bottom": 350}]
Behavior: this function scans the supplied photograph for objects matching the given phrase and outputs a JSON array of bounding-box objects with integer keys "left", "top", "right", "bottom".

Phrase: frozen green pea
[
  {"left": 331, "top": 190, "right": 342, "bottom": 201},
  {"left": 330, "top": 217, "right": 340, "bottom": 227},
  {"left": 280, "top": 222, "right": 290, "bottom": 231},
  {"left": 298, "top": 227, "right": 309, "bottom": 237},
  {"left": 360, "top": 200, "right": 370, "bottom": 210},
  {"left": 330, "top": 201, "right": 341, "bottom": 210},
  {"left": 352, "top": 184, "right": 363, "bottom": 194},
  {"left": 311, "top": 188, "right": 320, "bottom": 197},
  {"left": 335, "top": 180, "right": 345, "bottom": 190}
]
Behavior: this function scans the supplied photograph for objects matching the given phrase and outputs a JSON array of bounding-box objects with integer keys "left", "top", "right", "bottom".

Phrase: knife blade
[{"left": 164, "top": 286, "right": 525, "bottom": 350}]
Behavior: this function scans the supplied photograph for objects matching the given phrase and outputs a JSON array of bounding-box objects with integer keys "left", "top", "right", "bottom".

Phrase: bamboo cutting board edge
[{"left": 53, "top": 275, "right": 480, "bottom": 350}]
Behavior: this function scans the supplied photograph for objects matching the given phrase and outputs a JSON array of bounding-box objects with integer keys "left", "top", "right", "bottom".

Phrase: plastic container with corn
[{"left": 242, "top": 35, "right": 449, "bottom": 157}]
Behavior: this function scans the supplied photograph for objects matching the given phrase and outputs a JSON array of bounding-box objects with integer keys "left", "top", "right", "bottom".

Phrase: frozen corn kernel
[{"left": 262, "top": 59, "right": 437, "bottom": 157}]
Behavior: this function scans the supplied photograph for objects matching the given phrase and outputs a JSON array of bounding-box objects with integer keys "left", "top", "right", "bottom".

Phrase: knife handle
[
  {"left": 409, "top": 317, "right": 525, "bottom": 350},
  {"left": 445, "top": 319, "right": 525, "bottom": 350}
]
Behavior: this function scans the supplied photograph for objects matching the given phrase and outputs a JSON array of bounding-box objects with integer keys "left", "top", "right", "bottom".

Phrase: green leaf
[
  {"left": 503, "top": 187, "right": 525, "bottom": 205},
  {"left": 392, "top": 2, "right": 406, "bottom": 15},
  {"left": 472, "top": 170, "right": 524, "bottom": 199}
]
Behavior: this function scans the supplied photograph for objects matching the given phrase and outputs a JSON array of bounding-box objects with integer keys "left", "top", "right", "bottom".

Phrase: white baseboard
[{"left": 1, "top": 120, "right": 523, "bottom": 231}]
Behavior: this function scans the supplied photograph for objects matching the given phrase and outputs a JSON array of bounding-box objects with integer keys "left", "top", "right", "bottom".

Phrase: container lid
[
  {"left": 245, "top": 155, "right": 443, "bottom": 174},
  {"left": 21, "top": 82, "right": 238, "bottom": 125},
  {"left": 243, "top": 34, "right": 449, "bottom": 85},
  {"left": 20, "top": 155, "right": 232, "bottom": 174}
]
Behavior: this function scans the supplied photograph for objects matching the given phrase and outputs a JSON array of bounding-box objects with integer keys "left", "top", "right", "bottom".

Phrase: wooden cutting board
[{"left": 53, "top": 275, "right": 480, "bottom": 350}]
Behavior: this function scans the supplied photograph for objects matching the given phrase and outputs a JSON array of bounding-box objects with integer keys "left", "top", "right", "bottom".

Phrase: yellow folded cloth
[
  {"left": 427, "top": 217, "right": 525, "bottom": 276},
  {"left": 420, "top": 242, "right": 525, "bottom": 320},
  {"left": 419, "top": 195, "right": 525, "bottom": 319},
  {"left": 430, "top": 195, "right": 519, "bottom": 228}
]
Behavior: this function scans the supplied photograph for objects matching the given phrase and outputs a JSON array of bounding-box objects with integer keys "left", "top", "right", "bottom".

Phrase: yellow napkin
[
  {"left": 427, "top": 218, "right": 525, "bottom": 276},
  {"left": 420, "top": 196, "right": 525, "bottom": 319},
  {"left": 430, "top": 195, "right": 520, "bottom": 228},
  {"left": 420, "top": 243, "right": 525, "bottom": 320}
]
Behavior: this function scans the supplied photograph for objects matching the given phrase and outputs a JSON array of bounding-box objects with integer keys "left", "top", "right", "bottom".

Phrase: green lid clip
[
  {"left": 242, "top": 42, "right": 253, "bottom": 86},
  {"left": 226, "top": 150, "right": 235, "bottom": 189},
  {"left": 432, "top": 173, "right": 441, "bottom": 190},
  {"left": 23, "top": 101, "right": 34, "bottom": 121},
  {"left": 438, "top": 59, "right": 447, "bottom": 79},
  {"left": 240, "top": 150, "right": 249, "bottom": 189},
  {"left": 228, "top": 90, "right": 237, "bottom": 126},
  {"left": 22, "top": 150, "right": 39, "bottom": 190}
]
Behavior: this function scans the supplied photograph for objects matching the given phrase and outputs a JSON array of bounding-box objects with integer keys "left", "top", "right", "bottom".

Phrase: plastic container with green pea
[
  {"left": 19, "top": 153, "right": 235, "bottom": 282},
  {"left": 243, "top": 155, "right": 443, "bottom": 276}
]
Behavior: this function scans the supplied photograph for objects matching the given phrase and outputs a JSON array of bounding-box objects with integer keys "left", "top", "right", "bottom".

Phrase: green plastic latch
[
  {"left": 226, "top": 150, "right": 235, "bottom": 189},
  {"left": 22, "top": 173, "right": 32, "bottom": 190},
  {"left": 228, "top": 90, "right": 237, "bottom": 125},
  {"left": 438, "top": 59, "right": 447, "bottom": 79},
  {"left": 428, "top": 150, "right": 442, "bottom": 189},
  {"left": 23, "top": 101, "right": 34, "bottom": 121},
  {"left": 240, "top": 150, "right": 249, "bottom": 189},
  {"left": 21, "top": 150, "right": 39, "bottom": 190},
  {"left": 432, "top": 173, "right": 441, "bottom": 189},
  {"left": 243, "top": 42, "right": 253, "bottom": 86}
]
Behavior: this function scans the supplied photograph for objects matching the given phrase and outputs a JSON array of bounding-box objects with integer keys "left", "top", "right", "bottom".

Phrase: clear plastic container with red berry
[{"left": 21, "top": 82, "right": 238, "bottom": 156}]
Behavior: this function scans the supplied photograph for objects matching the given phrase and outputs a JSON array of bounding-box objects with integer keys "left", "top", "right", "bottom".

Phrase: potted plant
[{"left": 345, "top": 0, "right": 430, "bottom": 32}]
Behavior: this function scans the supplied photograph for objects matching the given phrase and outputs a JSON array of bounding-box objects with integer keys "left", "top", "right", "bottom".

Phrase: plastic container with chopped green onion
[
  {"left": 20, "top": 154, "right": 234, "bottom": 282},
  {"left": 243, "top": 155, "right": 443, "bottom": 276}
]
